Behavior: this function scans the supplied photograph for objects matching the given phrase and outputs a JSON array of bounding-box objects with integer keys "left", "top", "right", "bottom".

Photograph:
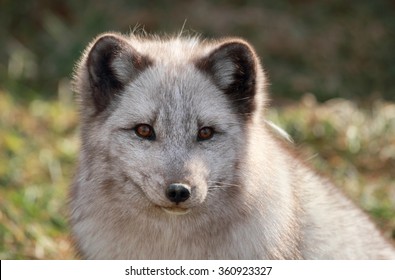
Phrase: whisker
[{"left": 207, "top": 180, "right": 241, "bottom": 188}]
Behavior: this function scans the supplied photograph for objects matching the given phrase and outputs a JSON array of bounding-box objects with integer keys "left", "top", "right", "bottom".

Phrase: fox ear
[
  {"left": 84, "top": 34, "right": 152, "bottom": 113},
  {"left": 196, "top": 40, "right": 257, "bottom": 117}
]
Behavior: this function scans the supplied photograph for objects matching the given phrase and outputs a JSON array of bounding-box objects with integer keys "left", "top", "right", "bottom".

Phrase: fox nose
[{"left": 166, "top": 183, "right": 191, "bottom": 204}]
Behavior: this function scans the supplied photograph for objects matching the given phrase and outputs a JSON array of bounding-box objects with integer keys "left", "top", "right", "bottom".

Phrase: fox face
[{"left": 73, "top": 33, "right": 264, "bottom": 218}]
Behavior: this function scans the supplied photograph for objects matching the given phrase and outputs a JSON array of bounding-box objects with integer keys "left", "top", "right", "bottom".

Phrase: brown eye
[
  {"left": 135, "top": 124, "right": 155, "bottom": 140},
  {"left": 197, "top": 127, "right": 214, "bottom": 141}
]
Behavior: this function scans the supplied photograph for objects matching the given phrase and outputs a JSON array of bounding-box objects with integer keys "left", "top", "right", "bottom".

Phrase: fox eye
[
  {"left": 197, "top": 127, "right": 214, "bottom": 141},
  {"left": 134, "top": 124, "right": 155, "bottom": 140}
]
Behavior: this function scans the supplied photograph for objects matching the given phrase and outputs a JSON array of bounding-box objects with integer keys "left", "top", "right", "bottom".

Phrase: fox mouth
[{"left": 161, "top": 206, "right": 191, "bottom": 216}]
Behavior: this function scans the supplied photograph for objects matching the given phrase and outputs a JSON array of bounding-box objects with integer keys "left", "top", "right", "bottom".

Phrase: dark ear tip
[
  {"left": 93, "top": 34, "right": 125, "bottom": 47},
  {"left": 221, "top": 40, "right": 257, "bottom": 65},
  {"left": 93, "top": 32, "right": 126, "bottom": 44},
  {"left": 219, "top": 39, "right": 254, "bottom": 51},
  {"left": 88, "top": 34, "right": 125, "bottom": 62},
  {"left": 196, "top": 39, "right": 257, "bottom": 73},
  {"left": 215, "top": 39, "right": 256, "bottom": 57}
]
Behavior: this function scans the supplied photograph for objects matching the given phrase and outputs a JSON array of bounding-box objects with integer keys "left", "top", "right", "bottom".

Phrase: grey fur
[{"left": 70, "top": 32, "right": 395, "bottom": 259}]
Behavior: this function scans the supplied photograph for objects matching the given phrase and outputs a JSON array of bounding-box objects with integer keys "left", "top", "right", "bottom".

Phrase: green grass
[
  {"left": 0, "top": 88, "right": 78, "bottom": 259},
  {"left": 1, "top": 89, "right": 394, "bottom": 259}
]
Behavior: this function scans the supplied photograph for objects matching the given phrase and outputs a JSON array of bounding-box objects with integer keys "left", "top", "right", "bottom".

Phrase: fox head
[{"left": 72, "top": 33, "right": 267, "bottom": 219}]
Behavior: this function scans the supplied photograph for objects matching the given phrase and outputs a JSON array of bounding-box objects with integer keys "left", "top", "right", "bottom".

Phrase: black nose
[{"left": 166, "top": 183, "right": 191, "bottom": 204}]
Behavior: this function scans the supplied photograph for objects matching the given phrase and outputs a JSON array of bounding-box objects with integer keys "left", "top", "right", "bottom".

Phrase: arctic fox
[{"left": 70, "top": 32, "right": 395, "bottom": 259}]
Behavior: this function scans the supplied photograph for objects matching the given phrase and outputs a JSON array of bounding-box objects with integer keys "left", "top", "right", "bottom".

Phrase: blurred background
[{"left": 0, "top": 0, "right": 394, "bottom": 259}]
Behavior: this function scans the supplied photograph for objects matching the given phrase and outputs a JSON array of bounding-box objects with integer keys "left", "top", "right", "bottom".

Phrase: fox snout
[
  {"left": 165, "top": 183, "right": 191, "bottom": 204},
  {"left": 161, "top": 183, "right": 195, "bottom": 216}
]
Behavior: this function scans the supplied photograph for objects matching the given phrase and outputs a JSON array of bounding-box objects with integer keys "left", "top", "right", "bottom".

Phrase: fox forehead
[{"left": 110, "top": 61, "right": 235, "bottom": 128}]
